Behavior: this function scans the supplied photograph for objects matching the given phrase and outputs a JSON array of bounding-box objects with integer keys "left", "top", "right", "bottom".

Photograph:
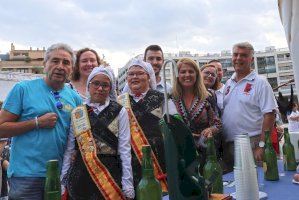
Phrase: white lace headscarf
[
  {"left": 86, "top": 66, "right": 117, "bottom": 102},
  {"left": 122, "top": 58, "right": 157, "bottom": 93}
]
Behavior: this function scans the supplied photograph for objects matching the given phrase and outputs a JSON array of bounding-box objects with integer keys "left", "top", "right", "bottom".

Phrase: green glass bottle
[
  {"left": 282, "top": 128, "right": 297, "bottom": 171},
  {"left": 263, "top": 130, "right": 279, "bottom": 180},
  {"left": 173, "top": 114, "right": 183, "bottom": 121},
  {"left": 137, "top": 145, "right": 162, "bottom": 200},
  {"left": 203, "top": 136, "right": 223, "bottom": 194},
  {"left": 44, "top": 160, "right": 61, "bottom": 200}
]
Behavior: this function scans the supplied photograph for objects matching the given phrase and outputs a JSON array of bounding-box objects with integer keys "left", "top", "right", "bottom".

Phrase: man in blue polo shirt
[{"left": 0, "top": 43, "right": 82, "bottom": 199}]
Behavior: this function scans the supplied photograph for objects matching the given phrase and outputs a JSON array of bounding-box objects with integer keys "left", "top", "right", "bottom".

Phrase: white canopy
[{"left": 278, "top": 0, "right": 299, "bottom": 96}]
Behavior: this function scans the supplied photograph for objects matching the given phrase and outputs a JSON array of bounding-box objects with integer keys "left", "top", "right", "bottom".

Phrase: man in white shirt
[
  {"left": 143, "top": 45, "right": 172, "bottom": 94},
  {"left": 208, "top": 59, "right": 225, "bottom": 110},
  {"left": 222, "top": 42, "right": 277, "bottom": 171}
]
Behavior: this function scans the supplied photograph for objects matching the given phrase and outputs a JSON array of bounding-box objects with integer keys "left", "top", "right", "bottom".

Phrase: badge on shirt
[
  {"left": 225, "top": 86, "right": 231, "bottom": 95},
  {"left": 71, "top": 105, "right": 91, "bottom": 137},
  {"left": 243, "top": 83, "right": 253, "bottom": 95}
]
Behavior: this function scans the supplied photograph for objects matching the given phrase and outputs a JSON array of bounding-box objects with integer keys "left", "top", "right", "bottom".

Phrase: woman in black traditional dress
[{"left": 61, "top": 67, "right": 134, "bottom": 200}]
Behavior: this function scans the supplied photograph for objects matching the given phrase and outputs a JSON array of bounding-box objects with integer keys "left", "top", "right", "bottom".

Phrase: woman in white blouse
[{"left": 61, "top": 67, "right": 134, "bottom": 199}]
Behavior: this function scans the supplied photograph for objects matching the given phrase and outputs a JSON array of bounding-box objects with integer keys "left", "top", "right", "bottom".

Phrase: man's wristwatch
[{"left": 258, "top": 141, "right": 265, "bottom": 148}]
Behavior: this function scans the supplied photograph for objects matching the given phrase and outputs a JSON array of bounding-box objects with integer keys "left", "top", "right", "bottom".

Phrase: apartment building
[{"left": 0, "top": 43, "right": 45, "bottom": 74}]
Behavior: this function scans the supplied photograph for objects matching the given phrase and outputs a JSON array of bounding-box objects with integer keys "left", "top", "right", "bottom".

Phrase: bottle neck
[
  {"left": 142, "top": 168, "right": 155, "bottom": 178},
  {"left": 284, "top": 130, "right": 291, "bottom": 143},
  {"left": 265, "top": 131, "right": 272, "bottom": 147},
  {"left": 46, "top": 161, "right": 59, "bottom": 177},
  {"left": 141, "top": 146, "right": 155, "bottom": 179},
  {"left": 206, "top": 137, "right": 217, "bottom": 161}
]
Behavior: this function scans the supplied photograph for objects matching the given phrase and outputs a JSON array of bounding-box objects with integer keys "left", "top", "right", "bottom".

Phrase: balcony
[{"left": 258, "top": 67, "right": 277, "bottom": 74}]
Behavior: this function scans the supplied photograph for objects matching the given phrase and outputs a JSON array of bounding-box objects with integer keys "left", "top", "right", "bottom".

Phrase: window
[
  {"left": 16, "top": 68, "right": 29, "bottom": 73},
  {"left": 280, "top": 75, "right": 294, "bottom": 81},
  {"left": 277, "top": 54, "right": 284, "bottom": 59},
  {"left": 257, "top": 56, "right": 276, "bottom": 74},
  {"left": 279, "top": 65, "right": 293, "bottom": 71},
  {"left": 267, "top": 78, "right": 278, "bottom": 90},
  {"left": 220, "top": 59, "right": 232, "bottom": 69}
]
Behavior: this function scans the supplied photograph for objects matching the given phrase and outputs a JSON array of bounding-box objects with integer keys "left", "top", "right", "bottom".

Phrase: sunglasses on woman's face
[{"left": 203, "top": 71, "right": 216, "bottom": 78}]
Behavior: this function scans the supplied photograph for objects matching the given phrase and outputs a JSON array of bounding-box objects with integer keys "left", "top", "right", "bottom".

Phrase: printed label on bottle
[{"left": 263, "top": 162, "right": 267, "bottom": 172}]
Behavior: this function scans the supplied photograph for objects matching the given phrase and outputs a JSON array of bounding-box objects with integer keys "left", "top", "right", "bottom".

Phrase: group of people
[{"left": 0, "top": 41, "right": 286, "bottom": 200}]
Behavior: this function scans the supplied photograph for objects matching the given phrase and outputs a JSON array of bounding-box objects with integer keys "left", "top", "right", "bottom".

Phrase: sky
[{"left": 0, "top": 0, "right": 288, "bottom": 75}]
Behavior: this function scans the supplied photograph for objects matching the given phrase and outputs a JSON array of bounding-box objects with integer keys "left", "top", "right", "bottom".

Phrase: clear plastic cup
[
  {"left": 278, "top": 158, "right": 286, "bottom": 177},
  {"left": 256, "top": 161, "right": 265, "bottom": 191},
  {"left": 234, "top": 134, "right": 259, "bottom": 200}
]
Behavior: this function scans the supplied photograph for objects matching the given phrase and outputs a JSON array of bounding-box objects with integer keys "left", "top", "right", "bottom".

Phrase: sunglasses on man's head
[{"left": 51, "top": 91, "right": 63, "bottom": 110}]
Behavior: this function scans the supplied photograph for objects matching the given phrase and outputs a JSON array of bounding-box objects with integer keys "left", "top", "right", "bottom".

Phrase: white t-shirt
[
  {"left": 222, "top": 71, "right": 277, "bottom": 142},
  {"left": 288, "top": 110, "right": 299, "bottom": 132},
  {"left": 215, "top": 84, "right": 225, "bottom": 110},
  {"left": 156, "top": 79, "right": 172, "bottom": 94}
]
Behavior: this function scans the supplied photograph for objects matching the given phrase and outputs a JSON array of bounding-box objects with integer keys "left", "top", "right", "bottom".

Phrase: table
[
  {"left": 163, "top": 160, "right": 298, "bottom": 200},
  {"left": 223, "top": 162, "right": 298, "bottom": 199}
]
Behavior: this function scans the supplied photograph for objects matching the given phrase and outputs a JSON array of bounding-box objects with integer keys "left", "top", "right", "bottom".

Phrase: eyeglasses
[
  {"left": 203, "top": 71, "right": 216, "bottom": 78},
  {"left": 89, "top": 81, "right": 110, "bottom": 90},
  {"left": 51, "top": 91, "right": 63, "bottom": 110},
  {"left": 80, "top": 58, "right": 98, "bottom": 64},
  {"left": 127, "top": 71, "right": 147, "bottom": 77}
]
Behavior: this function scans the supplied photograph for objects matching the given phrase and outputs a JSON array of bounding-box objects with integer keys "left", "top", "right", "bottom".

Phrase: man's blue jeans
[{"left": 8, "top": 177, "right": 45, "bottom": 200}]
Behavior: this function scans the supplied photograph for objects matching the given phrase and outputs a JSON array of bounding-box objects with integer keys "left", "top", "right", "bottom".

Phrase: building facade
[{"left": 0, "top": 43, "right": 45, "bottom": 74}]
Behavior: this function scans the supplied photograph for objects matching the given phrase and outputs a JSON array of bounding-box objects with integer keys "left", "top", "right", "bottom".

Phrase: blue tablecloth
[
  {"left": 163, "top": 160, "right": 298, "bottom": 200},
  {"left": 223, "top": 160, "right": 298, "bottom": 200}
]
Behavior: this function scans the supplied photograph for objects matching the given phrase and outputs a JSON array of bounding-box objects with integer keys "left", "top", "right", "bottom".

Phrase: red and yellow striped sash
[
  {"left": 118, "top": 93, "right": 168, "bottom": 192},
  {"left": 71, "top": 106, "right": 125, "bottom": 200}
]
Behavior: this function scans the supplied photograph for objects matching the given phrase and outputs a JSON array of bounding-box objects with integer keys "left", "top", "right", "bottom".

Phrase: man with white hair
[
  {"left": 118, "top": 58, "right": 169, "bottom": 193},
  {"left": 0, "top": 43, "right": 82, "bottom": 199},
  {"left": 222, "top": 42, "right": 277, "bottom": 171}
]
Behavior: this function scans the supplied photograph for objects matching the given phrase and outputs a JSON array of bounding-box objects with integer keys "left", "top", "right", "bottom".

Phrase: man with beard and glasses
[
  {"left": 0, "top": 43, "right": 82, "bottom": 199},
  {"left": 122, "top": 45, "right": 172, "bottom": 94}
]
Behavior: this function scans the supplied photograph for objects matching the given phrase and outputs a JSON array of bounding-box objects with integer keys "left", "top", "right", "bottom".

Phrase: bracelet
[{"left": 35, "top": 117, "right": 39, "bottom": 129}]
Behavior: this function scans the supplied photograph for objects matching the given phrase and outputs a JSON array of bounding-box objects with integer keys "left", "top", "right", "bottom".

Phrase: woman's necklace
[{"left": 183, "top": 93, "right": 195, "bottom": 111}]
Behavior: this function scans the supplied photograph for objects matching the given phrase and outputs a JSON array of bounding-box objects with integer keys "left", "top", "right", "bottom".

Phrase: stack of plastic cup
[{"left": 234, "top": 133, "right": 259, "bottom": 200}]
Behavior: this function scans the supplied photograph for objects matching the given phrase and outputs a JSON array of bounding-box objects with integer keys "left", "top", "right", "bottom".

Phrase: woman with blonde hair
[{"left": 171, "top": 58, "right": 222, "bottom": 171}]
